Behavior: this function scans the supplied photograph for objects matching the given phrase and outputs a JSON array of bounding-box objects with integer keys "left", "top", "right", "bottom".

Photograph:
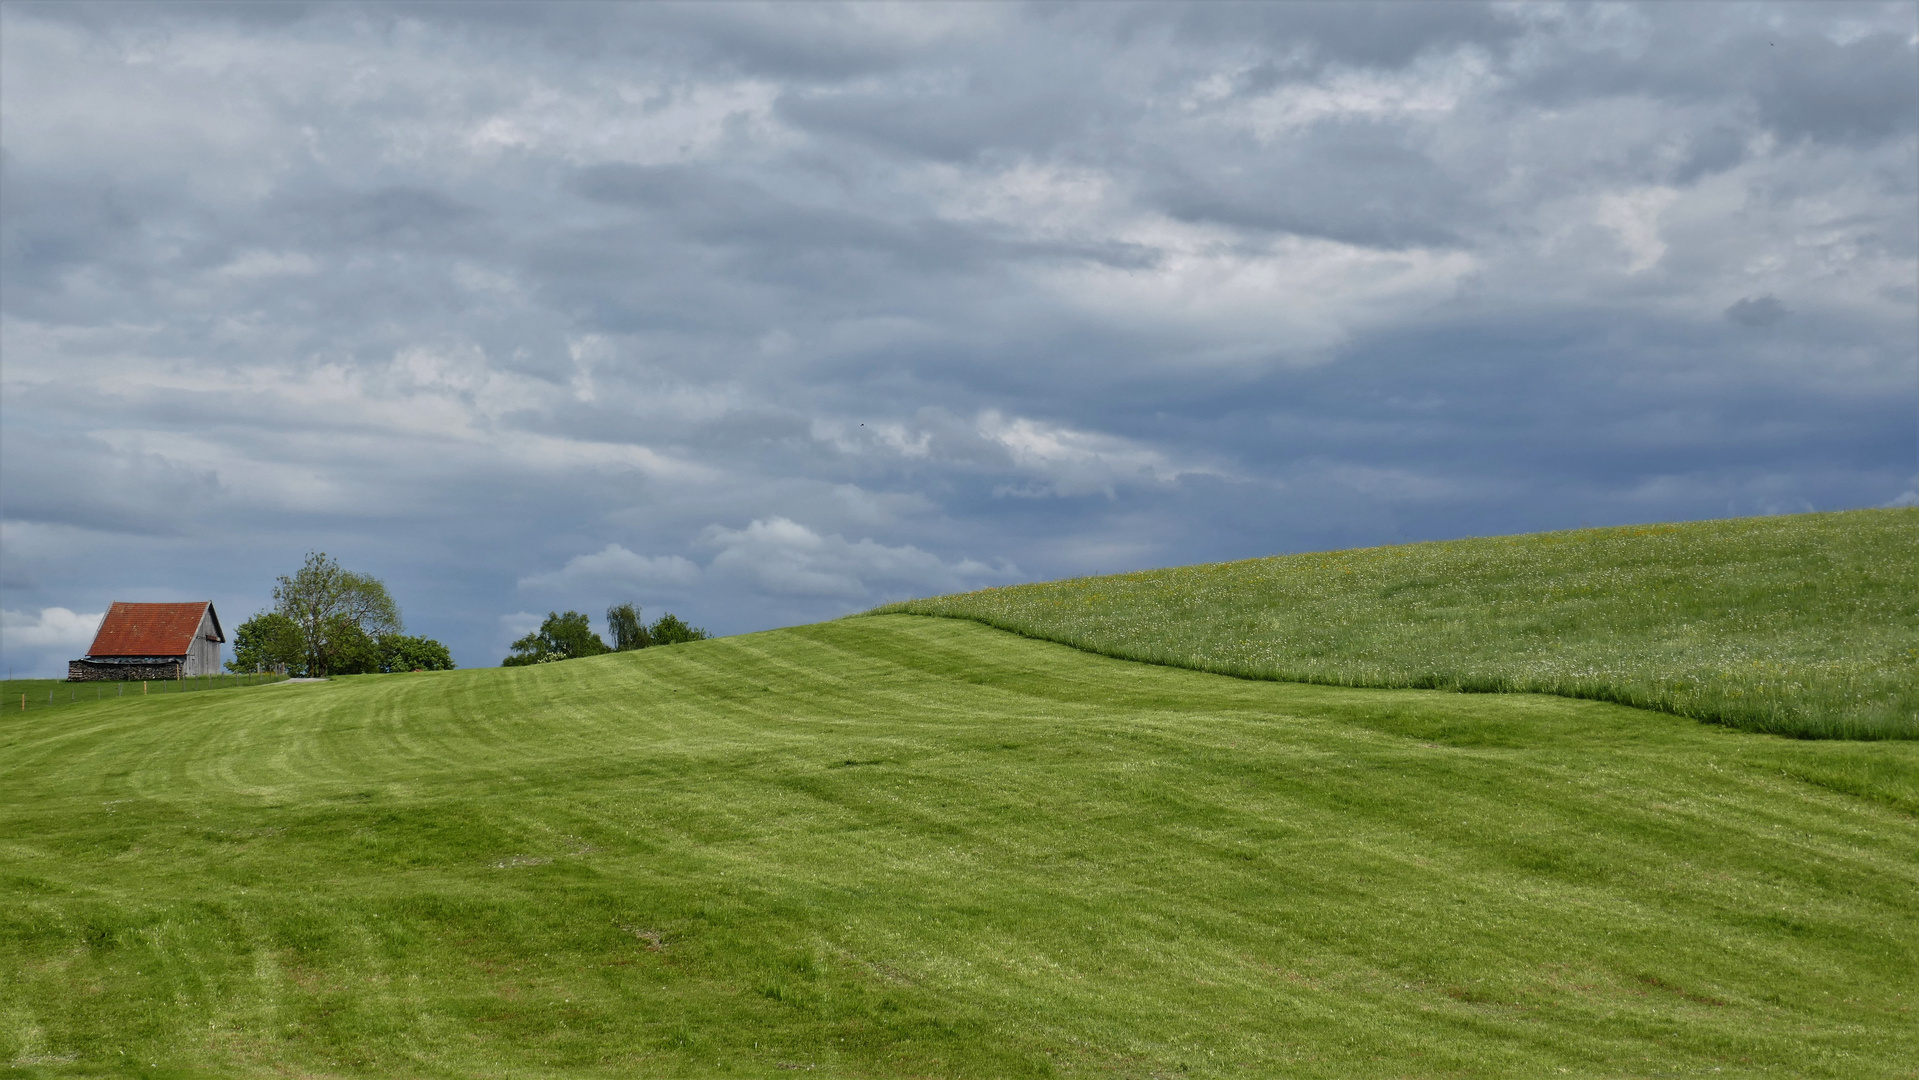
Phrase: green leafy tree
[
  {"left": 648, "top": 612, "right": 709, "bottom": 646},
  {"left": 502, "top": 611, "right": 609, "bottom": 666},
  {"left": 225, "top": 612, "right": 306, "bottom": 674},
  {"left": 377, "top": 634, "right": 456, "bottom": 672},
  {"left": 606, "top": 603, "right": 651, "bottom": 651},
  {"left": 273, "top": 552, "right": 402, "bottom": 677},
  {"left": 325, "top": 619, "right": 379, "bottom": 674}
]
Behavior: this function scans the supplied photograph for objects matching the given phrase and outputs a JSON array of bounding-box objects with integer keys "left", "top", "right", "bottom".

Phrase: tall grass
[{"left": 874, "top": 509, "right": 1918, "bottom": 739}]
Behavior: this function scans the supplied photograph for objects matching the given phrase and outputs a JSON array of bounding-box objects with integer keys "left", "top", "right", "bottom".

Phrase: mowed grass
[
  {"left": 3, "top": 675, "right": 288, "bottom": 716},
  {"left": 878, "top": 509, "right": 1919, "bottom": 740},
  {"left": 4, "top": 616, "right": 1917, "bottom": 1078}
]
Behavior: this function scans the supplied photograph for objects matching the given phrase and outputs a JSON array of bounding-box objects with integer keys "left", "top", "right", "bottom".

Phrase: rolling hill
[
  {"left": 4, "top": 614, "right": 1916, "bottom": 1077},
  {"left": 878, "top": 509, "right": 1918, "bottom": 740}
]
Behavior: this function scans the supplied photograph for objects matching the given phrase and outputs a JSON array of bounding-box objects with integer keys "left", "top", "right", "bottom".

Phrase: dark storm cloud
[{"left": 1, "top": 1, "right": 1913, "bottom": 676}]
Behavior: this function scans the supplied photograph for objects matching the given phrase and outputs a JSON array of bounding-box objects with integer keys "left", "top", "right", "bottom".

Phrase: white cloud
[
  {"left": 518, "top": 544, "right": 703, "bottom": 592},
  {"left": 977, "top": 411, "right": 1211, "bottom": 498},
  {"left": 464, "top": 77, "right": 789, "bottom": 165},
  {"left": 703, "top": 517, "right": 1011, "bottom": 599},
  {"left": 810, "top": 419, "right": 934, "bottom": 459},
  {"left": 1037, "top": 223, "right": 1478, "bottom": 365},
  {"left": 519, "top": 513, "right": 1005, "bottom": 609},
  {"left": 0, "top": 607, "right": 102, "bottom": 652},
  {"left": 1209, "top": 50, "right": 1496, "bottom": 139},
  {"left": 1595, "top": 187, "right": 1680, "bottom": 273}
]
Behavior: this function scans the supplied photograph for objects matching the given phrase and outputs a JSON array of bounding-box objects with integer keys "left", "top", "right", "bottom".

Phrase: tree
[
  {"left": 606, "top": 603, "right": 651, "bottom": 651},
  {"left": 226, "top": 612, "right": 306, "bottom": 674},
  {"left": 502, "top": 611, "right": 609, "bottom": 666},
  {"left": 272, "top": 552, "right": 402, "bottom": 677},
  {"left": 648, "top": 612, "right": 708, "bottom": 646},
  {"left": 321, "top": 618, "right": 383, "bottom": 675},
  {"left": 376, "top": 634, "right": 456, "bottom": 673}
]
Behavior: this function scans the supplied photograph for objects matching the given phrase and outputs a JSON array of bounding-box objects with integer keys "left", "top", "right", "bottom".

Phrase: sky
[{"left": 2, "top": 1, "right": 1915, "bottom": 676}]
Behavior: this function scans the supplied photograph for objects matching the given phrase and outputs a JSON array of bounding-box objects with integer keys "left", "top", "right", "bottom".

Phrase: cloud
[
  {"left": 518, "top": 544, "right": 703, "bottom": 592},
  {"left": 1327, "top": 465, "right": 1462, "bottom": 502},
  {"left": 1725, "top": 295, "right": 1788, "bottom": 327},
  {"left": 0, "top": 607, "right": 102, "bottom": 652},
  {"left": 977, "top": 411, "right": 1212, "bottom": 498},
  {"left": 1595, "top": 188, "right": 1680, "bottom": 273},
  {"left": 704, "top": 517, "right": 1011, "bottom": 599}
]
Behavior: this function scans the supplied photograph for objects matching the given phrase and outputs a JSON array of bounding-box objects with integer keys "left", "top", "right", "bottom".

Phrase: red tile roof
[{"left": 87, "top": 602, "right": 219, "bottom": 657}]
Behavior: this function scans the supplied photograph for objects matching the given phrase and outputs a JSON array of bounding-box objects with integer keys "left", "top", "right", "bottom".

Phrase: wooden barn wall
[{"left": 186, "top": 609, "right": 222, "bottom": 676}]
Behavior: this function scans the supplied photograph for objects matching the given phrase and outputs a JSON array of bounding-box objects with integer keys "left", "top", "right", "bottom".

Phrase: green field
[
  {"left": 878, "top": 509, "right": 1919, "bottom": 740},
  {"left": 3, "top": 674, "right": 289, "bottom": 716},
  {"left": 5, "top": 616, "right": 1916, "bottom": 1078}
]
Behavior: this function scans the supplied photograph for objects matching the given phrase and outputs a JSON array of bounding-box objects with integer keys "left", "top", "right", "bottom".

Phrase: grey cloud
[
  {"left": 0, "top": 428, "right": 224, "bottom": 536},
  {"left": 270, "top": 186, "right": 480, "bottom": 249},
  {"left": 1146, "top": 123, "right": 1473, "bottom": 248},
  {"left": 1725, "top": 295, "right": 1787, "bottom": 327},
  {"left": 1671, "top": 125, "right": 1750, "bottom": 184},
  {"left": 405, "top": 1, "right": 933, "bottom": 82},
  {"left": 1158, "top": 1, "right": 1523, "bottom": 71},
  {"left": 571, "top": 161, "right": 990, "bottom": 273},
  {"left": 1498, "top": 6, "right": 1917, "bottom": 150},
  {"left": 1754, "top": 31, "right": 1919, "bottom": 148},
  {"left": 571, "top": 163, "right": 751, "bottom": 209},
  {"left": 24, "top": 2, "right": 321, "bottom": 32},
  {"left": 0, "top": 167, "right": 148, "bottom": 311},
  {"left": 774, "top": 82, "right": 1104, "bottom": 163}
]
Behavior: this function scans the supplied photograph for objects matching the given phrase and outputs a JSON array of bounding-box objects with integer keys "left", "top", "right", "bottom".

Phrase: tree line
[
  {"left": 227, "top": 553, "right": 454, "bottom": 676},
  {"left": 224, "top": 553, "right": 711, "bottom": 675},
  {"left": 502, "top": 604, "right": 707, "bottom": 666}
]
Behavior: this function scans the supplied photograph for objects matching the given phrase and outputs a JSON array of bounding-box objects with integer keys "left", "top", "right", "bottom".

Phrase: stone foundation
[{"left": 69, "top": 659, "right": 185, "bottom": 682}]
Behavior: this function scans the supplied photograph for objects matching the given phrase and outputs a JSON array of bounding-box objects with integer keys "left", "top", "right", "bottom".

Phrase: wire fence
[{"left": 3, "top": 671, "right": 291, "bottom": 713}]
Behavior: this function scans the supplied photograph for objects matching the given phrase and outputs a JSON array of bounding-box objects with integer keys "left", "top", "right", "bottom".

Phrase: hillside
[
  {"left": 877, "top": 509, "right": 1918, "bottom": 739},
  {"left": 4, "top": 617, "right": 1916, "bottom": 1078}
]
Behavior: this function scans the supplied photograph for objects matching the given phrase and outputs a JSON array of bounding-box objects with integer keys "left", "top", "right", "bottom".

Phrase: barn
[{"left": 69, "top": 602, "right": 226, "bottom": 681}]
